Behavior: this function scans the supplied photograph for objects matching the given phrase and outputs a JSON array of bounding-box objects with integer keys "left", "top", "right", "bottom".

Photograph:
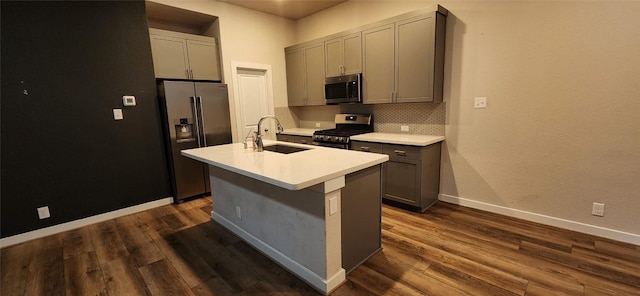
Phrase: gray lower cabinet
[
  {"left": 277, "top": 134, "right": 312, "bottom": 145},
  {"left": 352, "top": 140, "right": 442, "bottom": 212}
]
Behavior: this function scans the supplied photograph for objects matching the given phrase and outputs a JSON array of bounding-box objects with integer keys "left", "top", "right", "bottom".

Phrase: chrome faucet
[{"left": 255, "top": 115, "right": 284, "bottom": 152}]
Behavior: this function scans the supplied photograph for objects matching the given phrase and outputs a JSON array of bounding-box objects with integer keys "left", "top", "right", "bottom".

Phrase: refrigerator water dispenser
[{"left": 175, "top": 118, "right": 195, "bottom": 143}]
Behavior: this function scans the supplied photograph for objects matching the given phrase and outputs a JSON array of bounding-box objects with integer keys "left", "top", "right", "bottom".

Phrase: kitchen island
[{"left": 182, "top": 141, "right": 388, "bottom": 294}]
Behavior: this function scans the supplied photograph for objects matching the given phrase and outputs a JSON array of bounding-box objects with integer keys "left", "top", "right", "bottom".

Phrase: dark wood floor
[{"left": 2, "top": 197, "right": 639, "bottom": 295}]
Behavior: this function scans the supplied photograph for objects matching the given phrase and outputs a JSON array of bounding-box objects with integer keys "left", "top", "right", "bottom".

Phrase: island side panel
[
  {"left": 341, "top": 164, "right": 382, "bottom": 273},
  {"left": 207, "top": 165, "right": 345, "bottom": 293}
]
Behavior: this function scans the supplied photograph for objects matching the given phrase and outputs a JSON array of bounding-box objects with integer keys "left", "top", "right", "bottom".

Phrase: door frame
[{"left": 230, "top": 61, "right": 275, "bottom": 143}]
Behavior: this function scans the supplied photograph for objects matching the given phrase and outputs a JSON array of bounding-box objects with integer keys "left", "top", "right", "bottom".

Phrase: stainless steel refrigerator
[{"left": 158, "top": 80, "right": 232, "bottom": 202}]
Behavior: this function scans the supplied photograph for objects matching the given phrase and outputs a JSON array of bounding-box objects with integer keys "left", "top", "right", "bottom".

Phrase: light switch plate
[
  {"left": 401, "top": 125, "right": 410, "bottom": 132},
  {"left": 37, "top": 206, "right": 50, "bottom": 219},
  {"left": 113, "top": 109, "right": 123, "bottom": 120},
  {"left": 474, "top": 97, "right": 487, "bottom": 109}
]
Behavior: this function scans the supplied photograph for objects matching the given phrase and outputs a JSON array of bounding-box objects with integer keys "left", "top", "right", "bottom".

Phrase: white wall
[
  {"left": 295, "top": 1, "right": 640, "bottom": 240},
  {"left": 150, "top": 0, "right": 296, "bottom": 141}
]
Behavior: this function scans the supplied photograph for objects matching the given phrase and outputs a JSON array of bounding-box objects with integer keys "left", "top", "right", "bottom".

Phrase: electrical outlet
[
  {"left": 37, "top": 206, "right": 51, "bottom": 219},
  {"left": 235, "top": 206, "right": 242, "bottom": 219},
  {"left": 329, "top": 197, "right": 338, "bottom": 215},
  {"left": 315, "top": 122, "right": 321, "bottom": 127},
  {"left": 401, "top": 125, "right": 410, "bottom": 132},
  {"left": 474, "top": 97, "right": 487, "bottom": 109},
  {"left": 592, "top": 202, "right": 605, "bottom": 217}
]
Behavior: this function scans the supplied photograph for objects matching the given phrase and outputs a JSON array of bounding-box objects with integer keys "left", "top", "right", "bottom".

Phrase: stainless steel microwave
[{"left": 325, "top": 73, "right": 361, "bottom": 104}]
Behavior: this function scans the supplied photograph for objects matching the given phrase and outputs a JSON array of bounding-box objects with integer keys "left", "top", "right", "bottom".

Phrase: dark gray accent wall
[{"left": 1, "top": 1, "right": 171, "bottom": 238}]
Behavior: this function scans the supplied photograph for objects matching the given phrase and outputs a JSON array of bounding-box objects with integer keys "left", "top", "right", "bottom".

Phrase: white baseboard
[
  {"left": 438, "top": 194, "right": 640, "bottom": 245},
  {"left": 212, "top": 211, "right": 346, "bottom": 294},
  {"left": 0, "top": 197, "right": 174, "bottom": 249}
]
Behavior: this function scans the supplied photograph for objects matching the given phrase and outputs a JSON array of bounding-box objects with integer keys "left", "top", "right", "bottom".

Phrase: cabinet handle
[
  {"left": 300, "top": 140, "right": 307, "bottom": 144},
  {"left": 186, "top": 69, "right": 190, "bottom": 79},
  {"left": 360, "top": 146, "right": 370, "bottom": 152},
  {"left": 394, "top": 150, "right": 407, "bottom": 156},
  {"left": 190, "top": 69, "right": 194, "bottom": 79}
]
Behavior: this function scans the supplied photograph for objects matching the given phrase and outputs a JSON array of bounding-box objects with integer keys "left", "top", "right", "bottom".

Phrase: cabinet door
[
  {"left": 395, "top": 15, "right": 435, "bottom": 103},
  {"left": 294, "top": 136, "right": 312, "bottom": 145},
  {"left": 276, "top": 134, "right": 294, "bottom": 143},
  {"left": 149, "top": 34, "right": 189, "bottom": 79},
  {"left": 304, "top": 43, "right": 326, "bottom": 106},
  {"left": 362, "top": 24, "right": 395, "bottom": 104},
  {"left": 382, "top": 159, "right": 421, "bottom": 206},
  {"left": 342, "top": 32, "right": 362, "bottom": 75},
  {"left": 285, "top": 48, "right": 306, "bottom": 106},
  {"left": 326, "top": 32, "right": 362, "bottom": 77},
  {"left": 325, "top": 37, "right": 343, "bottom": 77},
  {"left": 186, "top": 39, "right": 221, "bottom": 81}
]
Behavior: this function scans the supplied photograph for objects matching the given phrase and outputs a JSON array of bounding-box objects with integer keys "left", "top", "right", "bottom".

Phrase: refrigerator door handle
[
  {"left": 191, "top": 96, "right": 202, "bottom": 148},
  {"left": 196, "top": 96, "right": 207, "bottom": 147}
]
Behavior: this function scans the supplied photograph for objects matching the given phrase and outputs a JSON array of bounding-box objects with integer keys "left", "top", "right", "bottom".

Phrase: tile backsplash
[{"left": 275, "top": 102, "right": 445, "bottom": 136}]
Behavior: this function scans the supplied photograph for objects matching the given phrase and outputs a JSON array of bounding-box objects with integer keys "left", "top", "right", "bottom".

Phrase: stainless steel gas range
[{"left": 312, "top": 113, "right": 373, "bottom": 149}]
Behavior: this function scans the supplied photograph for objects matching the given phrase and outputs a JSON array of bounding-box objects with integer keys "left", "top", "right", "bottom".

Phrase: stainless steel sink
[{"left": 263, "top": 144, "right": 310, "bottom": 154}]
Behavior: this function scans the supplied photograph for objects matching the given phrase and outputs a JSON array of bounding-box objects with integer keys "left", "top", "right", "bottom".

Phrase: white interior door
[{"left": 231, "top": 62, "right": 275, "bottom": 143}]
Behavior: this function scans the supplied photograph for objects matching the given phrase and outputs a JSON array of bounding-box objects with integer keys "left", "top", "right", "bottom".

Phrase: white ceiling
[{"left": 217, "top": 0, "right": 347, "bottom": 20}]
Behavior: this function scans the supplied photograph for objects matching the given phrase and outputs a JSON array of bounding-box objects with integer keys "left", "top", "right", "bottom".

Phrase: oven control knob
[{"left": 338, "top": 137, "right": 345, "bottom": 143}]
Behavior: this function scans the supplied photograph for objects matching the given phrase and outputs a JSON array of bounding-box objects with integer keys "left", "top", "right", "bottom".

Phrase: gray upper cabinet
[
  {"left": 285, "top": 42, "right": 326, "bottom": 106},
  {"left": 325, "top": 32, "right": 362, "bottom": 77},
  {"left": 285, "top": 48, "right": 306, "bottom": 106},
  {"left": 395, "top": 14, "right": 444, "bottom": 103},
  {"left": 362, "top": 23, "right": 396, "bottom": 104},
  {"left": 363, "top": 11, "right": 446, "bottom": 104},
  {"left": 149, "top": 28, "right": 221, "bottom": 81},
  {"left": 305, "top": 43, "right": 326, "bottom": 106},
  {"left": 285, "top": 6, "right": 447, "bottom": 106}
]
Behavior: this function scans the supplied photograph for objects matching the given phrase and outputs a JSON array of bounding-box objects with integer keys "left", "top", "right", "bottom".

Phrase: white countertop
[
  {"left": 350, "top": 133, "right": 445, "bottom": 146},
  {"left": 181, "top": 140, "right": 388, "bottom": 191},
  {"left": 280, "top": 128, "right": 319, "bottom": 137}
]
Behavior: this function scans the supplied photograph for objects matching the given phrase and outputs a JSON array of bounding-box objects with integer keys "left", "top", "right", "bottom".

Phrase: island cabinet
[
  {"left": 352, "top": 140, "right": 442, "bottom": 212},
  {"left": 363, "top": 11, "right": 446, "bottom": 104},
  {"left": 285, "top": 42, "right": 325, "bottom": 106},
  {"left": 149, "top": 28, "right": 221, "bottom": 81},
  {"left": 181, "top": 141, "right": 388, "bottom": 294},
  {"left": 325, "top": 32, "right": 362, "bottom": 77}
]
